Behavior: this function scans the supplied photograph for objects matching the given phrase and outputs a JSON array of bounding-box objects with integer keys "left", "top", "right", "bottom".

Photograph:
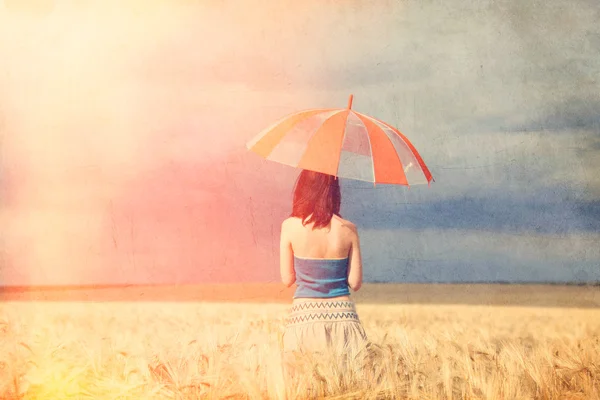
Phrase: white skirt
[{"left": 281, "top": 300, "right": 368, "bottom": 361}]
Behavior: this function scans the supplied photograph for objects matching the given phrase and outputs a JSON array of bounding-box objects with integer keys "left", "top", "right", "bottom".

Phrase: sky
[{"left": 1, "top": 0, "right": 599, "bottom": 286}]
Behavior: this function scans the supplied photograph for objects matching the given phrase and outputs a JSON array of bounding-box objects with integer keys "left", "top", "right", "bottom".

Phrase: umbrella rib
[
  {"left": 359, "top": 112, "right": 410, "bottom": 187},
  {"left": 246, "top": 108, "right": 335, "bottom": 150},
  {"left": 297, "top": 109, "right": 348, "bottom": 176},
  {"left": 364, "top": 113, "right": 433, "bottom": 184},
  {"left": 335, "top": 111, "right": 352, "bottom": 178},
  {"left": 353, "top": 112, "right": 376, "bottom": 184}
]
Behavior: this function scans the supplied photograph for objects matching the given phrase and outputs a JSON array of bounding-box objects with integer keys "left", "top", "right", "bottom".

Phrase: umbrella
[{"left": 246, "top": 95, "right": 434, "bottom": 186}]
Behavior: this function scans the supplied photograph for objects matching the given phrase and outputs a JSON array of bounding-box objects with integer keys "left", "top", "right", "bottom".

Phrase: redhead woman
[{"left": 280, "top": 169, "right": 369, "bottom": 366}]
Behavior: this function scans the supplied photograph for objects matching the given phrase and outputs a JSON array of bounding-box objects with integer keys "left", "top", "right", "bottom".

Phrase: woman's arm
[
  {"left": 279, "top": 219, "right": 296, "bottom": 287},
  {"left": 347, "top": 223, "right": 363, "bottom": 292}
]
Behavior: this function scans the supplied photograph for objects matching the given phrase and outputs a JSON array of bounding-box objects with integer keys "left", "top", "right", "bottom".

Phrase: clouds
[
  {"left": 359, "top": 228, "right": 600, "bottom": 283},
  {"left": 342, "top": 189, "right": 600, "bottom": 234},
  {"left": 515, "top": 96, "right": 600, "bottom": 133}
]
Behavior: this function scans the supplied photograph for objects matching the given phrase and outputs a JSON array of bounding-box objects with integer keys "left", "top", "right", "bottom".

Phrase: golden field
[{"left": 1, "top": 284, "right": 599, "bottom": 399}]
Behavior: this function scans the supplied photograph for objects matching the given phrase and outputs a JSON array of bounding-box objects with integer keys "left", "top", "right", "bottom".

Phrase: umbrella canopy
[{"left": 247, "top": 95, "right": 434, "bottom": 186}]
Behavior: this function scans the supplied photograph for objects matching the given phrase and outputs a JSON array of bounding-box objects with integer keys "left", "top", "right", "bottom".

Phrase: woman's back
[
  {"left": 284, "top": 215, "right": 354, "bottom": 259},
  {"left": 280, "top": 214, "right": 363, "bottom": 299}
]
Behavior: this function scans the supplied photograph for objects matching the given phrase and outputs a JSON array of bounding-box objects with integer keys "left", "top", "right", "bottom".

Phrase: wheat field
[{"left": 1, "top": 288, "right": 600, "bottom": 399}]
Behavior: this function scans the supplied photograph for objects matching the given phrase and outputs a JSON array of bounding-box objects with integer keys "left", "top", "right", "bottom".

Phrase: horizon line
[{"left": 1, "top": 280, "right": 599, "bottom": 293}]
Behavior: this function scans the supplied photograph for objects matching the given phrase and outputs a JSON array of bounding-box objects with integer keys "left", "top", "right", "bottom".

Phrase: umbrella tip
[{"left": 348, "top": 94, "right": 354, "bottom": 110}]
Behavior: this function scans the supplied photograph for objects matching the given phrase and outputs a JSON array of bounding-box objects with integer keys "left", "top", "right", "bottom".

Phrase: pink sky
[{"left": 0, "top": 2, "right": 325, "bottom": 285}]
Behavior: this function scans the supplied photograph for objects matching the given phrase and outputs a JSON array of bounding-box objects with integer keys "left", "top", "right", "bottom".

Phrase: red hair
[{"left": 291, "top": 170, "right": 341, "bottom": 229}]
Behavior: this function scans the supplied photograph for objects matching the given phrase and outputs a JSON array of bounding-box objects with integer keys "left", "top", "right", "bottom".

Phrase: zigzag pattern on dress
[
  {"left": 286, "top": 311, "right": 359, "bottom": 326},
  {"left": 290, "top": 301, "right": 355, "bottom": 313}
]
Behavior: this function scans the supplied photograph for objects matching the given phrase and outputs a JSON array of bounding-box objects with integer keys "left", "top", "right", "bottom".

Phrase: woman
[{"left": 280, "top": 169, "right": 369, "bottom": 367}]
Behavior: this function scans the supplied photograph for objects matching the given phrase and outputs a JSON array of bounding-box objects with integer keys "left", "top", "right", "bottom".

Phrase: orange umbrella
[{"left": 247, "top": 95, "right": 434, "bottom": 186}]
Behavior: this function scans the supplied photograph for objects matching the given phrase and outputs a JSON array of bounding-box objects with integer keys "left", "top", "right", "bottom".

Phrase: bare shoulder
[
  {"left": 281, "top": 216, "right": 301, "bottom": 231},
  {"left": 332, "top": 215, "right": 358, "bottom": 234},
  {"left": 281, "top": 217, "right": 293, "bottom": 229}
]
